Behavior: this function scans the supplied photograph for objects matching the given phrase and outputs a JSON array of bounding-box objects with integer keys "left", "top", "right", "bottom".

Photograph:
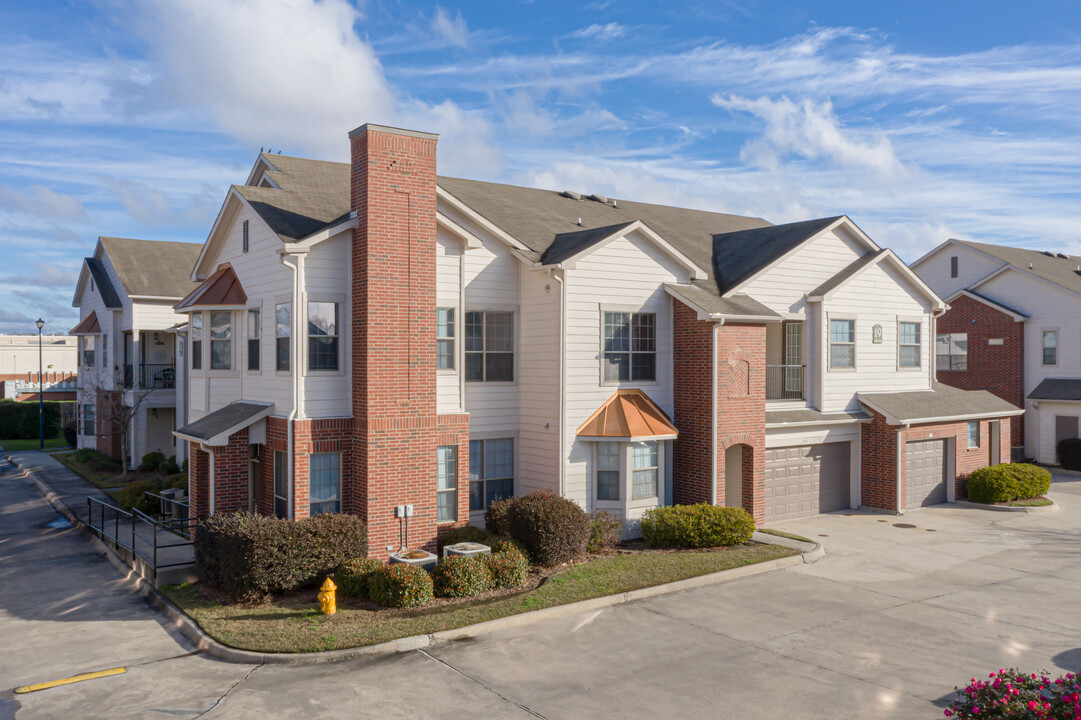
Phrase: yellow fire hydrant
[{"left": 318, "top": 577, "right": 337, "bottom": 615}]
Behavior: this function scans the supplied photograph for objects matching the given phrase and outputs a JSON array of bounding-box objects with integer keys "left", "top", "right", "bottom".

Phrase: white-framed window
[
  {"left": 308, "top": 302, "right": 339, "bottom": 371},
  {"left": 210, "top": 311, "right": 232, "bottom": 370},
  {"left": 437, "top": 308, "right": 455, "bottom": 370},
  {"left": 967, "top": 421, "right": 980, "bottom": 448},
  {"left": 632, "top": 441, "right": 659, "bottom": 500},
  {"left": 275, "top": 303, "right": 290, "bottom": 371},
  {"left": 603, "top": 311, "right": 656, "bottom": 382},
  {"left": 898, "top": 321, "right": 921, "bottom": 368},
  {"left": 1043, "top": 330, "right": 1058, "bottom": 366},
  {"left": 936, "top": 333, "right": 968, "bottom": 371},
  {"left": 190, "top": 314, "right": 202, "bottom": 370},
  {"left": 465, "top": 311, "right": 514, "bottom": 382},
  {"left": 82, "top": 403, "right": 95, "bottom": 436},
  {"left": 309, "top": 453, "right": 341, "bottom": 515},
  {"left": 102, "top": 332, "right": 108, "bottom": 367},
  {"left": 596, "top": 442, "right": 620, "bottom": 501},
  {"left": 829, "top": 319, "right": 855, "bottom": 369},
  {"left": 437, "top": 445, "right": 457, "bottom": 522},
  {"left": 82, "top": 335, "right": 96, "bottom": 367},
  {"left": 273, "top": 450, "right": 289, "bottom": 518},
  {"left": 247, "top": 309, "right": 260, "bottom": 371},
  {"left": 469, "top": 438, "right": 513, "bottom": 510}
]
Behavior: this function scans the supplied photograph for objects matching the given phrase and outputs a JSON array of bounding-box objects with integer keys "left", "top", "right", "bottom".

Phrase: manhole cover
[
  {"left": 43, "top": 514, "right": 73, "bottom": 529},
  {"left": 892, "top": 523, "right": 917, "bottom": 529}
]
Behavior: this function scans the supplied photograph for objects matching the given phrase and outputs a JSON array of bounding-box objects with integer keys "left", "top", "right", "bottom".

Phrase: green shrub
[
  {"left": 0, "top": 400, "right": 62, "bottom": 439},
  {"left": 71, "top": 447, "right": 108, "bottom": 465},
  {"left": 484, "top": 498, "right": 513, "bottom": 536},
  {"left": 335, "top": 557, "right": 383, "bottom": 598},
  {"left": 164, "top": 472, "right": 188, "bottom": 491},
  {"left": 194, "top": 511, "right": 369, "bottom": 602},
  {"left": 1057, "top": 438, "right": 1081, "bottom": 471},
  {"left": 62, "top": 420, "right": 77, "bottom": 448},
  {"left": 439, "top": 525, "right": 493, "bottom": 551},
  {"left": 486, "top": 545, "right": 529, "bottom": 589},
  {"left": 641, "top": 504, "right": 756, "bottom": 548},
  {"left": 139, "top": 451, "right": 166, "bottom": 473},
  {"left": 966, "top": 463, "right": 1052, "bottom": 503},
  {"left": 587, "top": 510, "right": 623, "bottom": 553},
  {"left": 369, "top": 563, "right": 434, "bottom": 608},
  {"left": 115, "top": 480, "right": 157, "bottom": 512},
  {"left": 163, "top": 455, "right": 181, "bottom": 475},
  {"left": 488, "top": 535, "right": 527, "bottom": 557},
  {"left": 504, "top": 492, "right": 590, "bottom": 566},
  {"left": 432, "top": 556, "right": 493, "bottom": 598}
]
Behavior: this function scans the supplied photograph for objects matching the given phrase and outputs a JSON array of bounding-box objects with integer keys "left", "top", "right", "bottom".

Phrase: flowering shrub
[
  {"left": 334, "top": 557, "right": 383, "bottom": 598},
  {"left": 432, "top": 556, "right": 493, "bottom": 598},
  {"left": 368, "top": 563, "right": 434, "bottom": 608},
  {"left": 641, "top": 504, "right": 755, "bottom": 548},
  {"left": 486, "top": 545, "right": 530, "bottom": 589},
  {"left": 944, "top": 668, "right": 1081, "bottom": 718}
]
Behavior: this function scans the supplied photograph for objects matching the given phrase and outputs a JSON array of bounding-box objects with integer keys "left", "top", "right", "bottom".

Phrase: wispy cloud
[
  {"left": 0, "top": 184, "right": 87, "bottom": 221},
  {"left": 566, "top": 23, "right": 626, "bottom": 41},
  {"left": 431, "top": 6, "right": 470, "bottom": 49}
]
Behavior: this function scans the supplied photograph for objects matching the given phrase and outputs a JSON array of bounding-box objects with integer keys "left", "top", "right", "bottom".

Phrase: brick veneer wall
[
  {"left": 188, "top": 444, "right": 209, "bottom": 523},
  {"left": 935, "top": 294, "right": 1025, "bottom": 452},
  {"left": 672, "top": 302, "right": 714, "bottom": 505},
  {"left": 212, "top": 427, "right": 250, "bottom": 515}
]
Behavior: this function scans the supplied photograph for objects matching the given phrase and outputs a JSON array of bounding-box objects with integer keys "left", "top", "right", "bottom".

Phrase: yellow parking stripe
[{"left": 14, "top": 667, "right": 126, "bottom": 694}]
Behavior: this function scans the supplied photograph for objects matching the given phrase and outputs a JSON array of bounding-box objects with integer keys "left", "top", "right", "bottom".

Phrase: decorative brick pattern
[
  {"left": 716, "top": 323, "right": 766, "bottom": 524},
  {"left": 935, "top": 294, "right": 1025, "bottom": 453}
]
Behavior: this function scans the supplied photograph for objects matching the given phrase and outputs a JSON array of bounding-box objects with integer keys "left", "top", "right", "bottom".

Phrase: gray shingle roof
[
  {"left": 541, "top": 222, "right": 636, "bottom": 264},
  {"left": 664, "top": 282, "right": 780, "bottom": 319},
  {"left": 959, "top": 240, "right": 1081, "bottom": 296},
  {"left": 859, "top": 382, "right": 1022, "bottom": 424},
  {"left": 711, "top": 217, "right": 843, "bottom": 295},
  {"left": 238, "top": 154, "right": 352, "bottom": 243},
  {"left": 84, "top": 257, "right": 121, "bottom": 308},
  {"left": 99, "top": 237, "right": 203, "bottom": 299},
  {"left": 809, "top": 248, "right": 888, "bottom": 297},
  {"left": 174, "top": 401, "right": 273, "bottom": 443},
  {"left": 765, "top": 408, "right": 872, "bottom": 426},
  {"left": 1028, "top": 378, "right": 1081, "bottom": 401},
  {"left": 948, "top": 289, "right": 1029, "bottom": 319}
]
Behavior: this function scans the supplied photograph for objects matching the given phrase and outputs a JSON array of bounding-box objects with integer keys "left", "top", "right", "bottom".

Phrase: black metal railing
[
  {"left": 86, "top": 493, "right": 198, "bottom": 582},
  {"left": 766, "top": 364, "right": 806, "bottom": 400},
  {"left": 140, "top": 362, "right": 175, "bottom": 389}
]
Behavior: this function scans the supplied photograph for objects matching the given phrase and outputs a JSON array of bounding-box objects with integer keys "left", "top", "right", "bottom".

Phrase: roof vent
[
  {"left": 577, "top": 218, "right": 582, "bottom": 226},
  {"left": 590, "top": 193, "right": 608, "bottom": 203},
  {"left": 1058, "top": 253, "right": 1069, "bottom": 259},
  {"left": 1029, "top": 263, "right": 1034, "bottom": 269},
  {"left": 612, "top": 200, "right": 618, "bottom": 208},
  {"left": 1043, "top": 251, "right": 1055, "bottom": 257},
  {"left": 562, "top": 190, "right": 581, "bottom": 200}
]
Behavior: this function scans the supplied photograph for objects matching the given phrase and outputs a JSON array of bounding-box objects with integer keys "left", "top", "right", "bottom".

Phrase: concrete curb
[
  {"left": 13, "top": 453, "right": 825, "bottom": 665},
  {"left": 955, "top": 498, "right": 1059, "bottom": 513}
]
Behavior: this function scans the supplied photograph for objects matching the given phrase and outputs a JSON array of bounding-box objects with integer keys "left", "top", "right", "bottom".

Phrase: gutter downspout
[
  {"left": 896, "top": 422, "right": 909, "bottom": 514},
  {"left": 280, "top": 250, "right": 307, "bottom": 519},
  {"left": 548, "top": 268, "right": 566, "bottom": 496},
  {"left": 711, "top": 318, "right": 724, "bottom": 506},
  {"left": 205, "top": 443, "right": 216, "bottom": 515},
  {"left": 459, "top": 249, "right": 467, "bottom": 413}
]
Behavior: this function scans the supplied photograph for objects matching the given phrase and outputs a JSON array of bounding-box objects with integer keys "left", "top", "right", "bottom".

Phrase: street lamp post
[{"left": 36, "top": 318, "right": 44, "bottom": 451}]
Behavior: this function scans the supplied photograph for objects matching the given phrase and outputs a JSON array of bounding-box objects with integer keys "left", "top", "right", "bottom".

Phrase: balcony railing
[
  {"left": 123, "top": 362, "right": 175, "bottom": 389},
  {"left": 766, "top": 364, "right": 805, "bottom": 400}
]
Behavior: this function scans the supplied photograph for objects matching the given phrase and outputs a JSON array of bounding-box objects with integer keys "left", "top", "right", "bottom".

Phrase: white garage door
[
  {"left": 905, "top": 439, "right": 947, "bottom": 508},
  {"left": 764, "top": 442, "right": 851, "bottom": 522}
]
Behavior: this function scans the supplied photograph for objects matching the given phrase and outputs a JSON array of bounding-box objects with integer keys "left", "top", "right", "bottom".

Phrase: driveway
[{"left": 6, "top": 458, "right": 1081, "bottom": 719}]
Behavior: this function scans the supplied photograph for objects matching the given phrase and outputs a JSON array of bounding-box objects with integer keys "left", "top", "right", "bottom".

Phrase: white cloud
[
  {"left": 567, "top": 23, "right": 626, "bottom": 41},
  {"left": 431, "top": 6, "right": 470, "bottom": 49},
  {"left": 0, "top": 184, "right": 87, "bottom": 221},
  {"left": 0, "top": 263, "right": 78, "bottom": 289}
]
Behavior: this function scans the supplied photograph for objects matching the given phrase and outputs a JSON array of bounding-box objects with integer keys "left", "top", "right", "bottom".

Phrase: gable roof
[
  {"left": 175, "top": 263, "right": 247, "bottom": 311},
  {"left": 663, "top": 282, "right": 781, "bottom": 321},
  {"left": 84, "top": 257, "right": 121, "bottom": 308},
  {"left": 711, "top": 217, "right": 843, "bottom": 295},
  {"left": 173, "top": 401, "right": 273, "bottom": 446},
  {"left": 809, "top": 249, "right": 888, "bottom": 297},
  {"left": 955, "top": 239, "right": 1081, "bottom": 296},
  {"left": 945, "top": 289, "right": 1028, "bottom": 321},
  {"left": 858, "top": 382, "right": 1022, "bottom": 425},
  {"left": 576, "top": 389, "right": 679, "bottom": 440},
  {"left": 807, "top": 248, "right": 945, "bottom": 310},
  {"left": 98, "top": 237, "right": 203, "bottom": 299},
  {"left": 541, "top": 222, "right": 636, "bottom": 265},
  {"left": 236, "top": 154, "right": 352, "bottom": 243},
  {"left": 69, "top": 310, "right": 101, "bottom": 335}
]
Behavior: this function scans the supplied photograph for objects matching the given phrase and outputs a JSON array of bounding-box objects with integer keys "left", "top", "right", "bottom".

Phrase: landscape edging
[
  {"left": 955, "top": 498, "right": 1059, "bottom": 513},
  {"left": 14, "top": 453, "right": 824, "bottom": 666}
]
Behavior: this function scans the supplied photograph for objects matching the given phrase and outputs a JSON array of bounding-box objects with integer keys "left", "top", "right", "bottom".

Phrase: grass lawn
[
  {"left": 757, "top": 527, "right": 815, "bottom": 544},
  {"left": 1006, "top": 497, "right": 1053, "bottom": 507},
  {"left": 2, "top": 436, "right": 69, "bottom": 452},
  {"left": 54, "top": 452, "right": 123, "bottom": 489},
  {"left": 163, "top": 543, "right": 798, "bottom": 653}
]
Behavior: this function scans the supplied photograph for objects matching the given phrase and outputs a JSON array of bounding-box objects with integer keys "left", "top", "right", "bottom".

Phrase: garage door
[
  {"left": 905, "top": 439, "right": 947, "bottom": 508},
  {"left": 764, "top": 442, "right": 851, "bottom": 522}
]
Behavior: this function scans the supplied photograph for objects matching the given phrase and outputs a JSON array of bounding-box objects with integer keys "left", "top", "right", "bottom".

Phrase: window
[
  {"left": 82, "top": 335, "right": 96, "bottom": 367},
  {"left": 276, "top": 303, "right": 290, "bottom": 371},
  {"left": 465, "top": 311, "right": 514, "bottom": 382},
  {"left": 950, "top": 256, "right": 958, "bottom": 278},
  {"left": 632, "top": 441, "right": 658, "bottom": 500},
  {"left": 247, "top": 309, "right": 260, "bottom": 371},
  {"left": 899, "top": 322, "right": 921, "bottom": 368},
  {"left": 309, "top": 453, "right": 341, "bottom": 515},
  {"left": 102, "top": 333, "right": 108, "bottom": 367},
  {"left": 936, "top": 333, "right": 968, "bottom": 371},
  {"left": 437, "top": 445, "right": 457, "bottom": 522},
  {"left": 210, "top": 311, "right": 232, "bottom": 370},
  {"left": 968, "top": 421, "right": 980, "bottom": 448},
  {"left": 1043, "top": 331, "right": 1058, "bottom": 365},
  {"left": 191, "top": 314, "right": 202, "bottom": 370},
  {"left": 829, "top": 319, "right": 855, "bottom": 369},
  {"left": 596, "top": 443, "right": 620, "bottom": 501},
  {"left": 437, "top": 308, "right": 455, "bottom": 370},
  {"left": 308, "top": 302, "right": 339, "bottom": 371},
  {"left": 273, "top": 450, "right": 289, "bottom": 518},
  {"left": 469, "top": 438, "right": 513, "bottom": 511},
  {"left": 242, "top": 219, "right": 249, "bottom": 253},
  {"left": 603, "top": 312, "right": 656, "bottom": 382},
  {"left": 83, "top": 403, "right": 95, "bottom": 436}
]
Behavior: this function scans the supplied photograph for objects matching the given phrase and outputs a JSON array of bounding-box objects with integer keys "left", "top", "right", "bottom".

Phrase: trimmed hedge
[
  {"left": 0, "top": 400, "right": 63, "bottom": 440},
  {"left": 439, "top": 525, "right": 493, "bottom": 551},
  {"left": 1058, "top": 438, "right": 1081, "bottom": 471},
  {"left": 369, "top": 563, "right": 434, "bottom": 608},
  {"left": 641, "top": 504, "right": 756, "bottom": 548},
  {"left": 335, "top": 557, "right": 383, "bottom": 598},
  {"left": 486, "top": 545, "right": 529, "bottom": 589},
  {"left": 504, "top": 492, "right": 590, "bottom": 566},
  {"left": 194, "top": 511, "right": 368, "bottom": 601},
  {"left": 70, "top": 447, "right": 121, "bottom": 473},
  {"left": 139, "top": 451, "right": 167, "bottom": 472},
  {"left": 432, "top": 556, "right": 493, "bottom": 598},
  {"left": 587, "top": 510, "right": 623, "bottom": 553},
  {"left": 484, "top": 498, "right": 513, "bottom": 537},
  {"left": 966, "top": 463, "right": 1052, "bottom": 503}
]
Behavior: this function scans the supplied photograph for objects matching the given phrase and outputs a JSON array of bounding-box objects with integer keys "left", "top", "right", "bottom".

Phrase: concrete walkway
[{"left": 5, "top": 465, "right": 1081, "bottom": 718}]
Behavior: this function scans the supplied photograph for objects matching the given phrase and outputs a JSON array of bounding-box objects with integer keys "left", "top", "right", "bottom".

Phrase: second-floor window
[
  {"left": 82, "top": 335, "right": 96, "bottom": 367},
  {"left": 190, "top": 314, "right": 202, "bottom": 370},
  {"left": 469, "top": 438, "right": 513, "bottom": 510},
  {"left": 210, "top": 311, "right": 231, "bottom": 370},
  {"left": 899, "top": 322, "right": 921, "bottom": 368},
  {"left": 437, "top": 308, "right": 455, "bottom": 370},
  {"left": 247, "top": 309, "right": 260, "bottom": 371},
  {"left": 82, "top": 403, "right": 95, "bottom": 436},
  {"left": 465, "top": 311, "right": 513, "bottom": 382},
  {"left": 603, "top": 312, "right": 656, "bottom": 382},
  {"left": 276, "top": 303, "right": 290, "bottom": 371},
  {"left": 1043, "top": 330, "right": 1058, "bottom": 365},
  {"left": 102, "top": 332, "right": 108, "bottom": 367},
  {"left": 308, "top": 302, "right": 338, "bottom": 371},
  {"left": 936, "top": 333, "right": 968, "bottom": 371},
  {"left": 829, "top": 319, "right": 855, "bottom": 369}
]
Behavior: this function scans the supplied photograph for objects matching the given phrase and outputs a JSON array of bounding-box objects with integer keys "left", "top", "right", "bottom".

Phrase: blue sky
[{"left": 1, "top": 0, "right": 1079, "bottom": 333}]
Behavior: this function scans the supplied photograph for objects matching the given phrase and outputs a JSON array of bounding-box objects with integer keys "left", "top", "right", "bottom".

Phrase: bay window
[
  {"left": 210, "top": 311, "right": 231, "bottom": 370},
  {"left": 190, "top": 314, "right": 202, "bottom": 370}
]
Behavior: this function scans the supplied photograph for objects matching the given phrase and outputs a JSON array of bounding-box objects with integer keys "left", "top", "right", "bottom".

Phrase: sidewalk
[{"left": 7, "top": 450, "right": 113, "bottom": 524}]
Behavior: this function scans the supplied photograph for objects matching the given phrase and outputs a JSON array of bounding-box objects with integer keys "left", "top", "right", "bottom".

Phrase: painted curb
[
  {"left": 13, "top": 454, "right": 824, "bottom": 665},
  {"left": 955, "top": 498, "right": 1059, "bottom": 513}
]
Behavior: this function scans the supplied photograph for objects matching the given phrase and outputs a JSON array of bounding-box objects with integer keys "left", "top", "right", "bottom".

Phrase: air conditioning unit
[
  {"left": 389, "top": 549, "right": 438, "bottom": 572},
  {"left": 443, "top": 542, "right": 491, "bottom": 559}
]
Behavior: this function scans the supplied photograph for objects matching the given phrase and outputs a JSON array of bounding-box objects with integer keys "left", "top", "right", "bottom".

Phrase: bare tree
[{"left": 81, "top": 364, "right": 156, "bottom": 478}]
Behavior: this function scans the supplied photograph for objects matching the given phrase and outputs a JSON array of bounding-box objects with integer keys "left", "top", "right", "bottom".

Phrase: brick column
[
  {"left": 716, "top": 323, "right": 766, "bottom": 525},
  {"left": 672, "top": 302, "right": 715, "bottom": 505},
  {"left": 188, "top": 444, "right": 209, "bottom": 522}
]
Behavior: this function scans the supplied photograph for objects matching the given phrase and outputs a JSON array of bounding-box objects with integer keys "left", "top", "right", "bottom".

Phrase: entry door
[
  {"left": 783, "top": 322, "right": 803, "bottom": 393},
  {"left": 1055, "top": 416, "right": 1078, "bottom": 463}
]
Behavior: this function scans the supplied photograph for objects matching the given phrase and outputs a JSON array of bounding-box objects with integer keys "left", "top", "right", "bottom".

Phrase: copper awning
[
  {"left": 69, "top": 310, "right": 101, "bottom": 335},
  {"left": 174, "top": 263, "right": 247, "bottom": 311},
  {"left": 576, "top": 389, "right": 679, "bottom": 440}
]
